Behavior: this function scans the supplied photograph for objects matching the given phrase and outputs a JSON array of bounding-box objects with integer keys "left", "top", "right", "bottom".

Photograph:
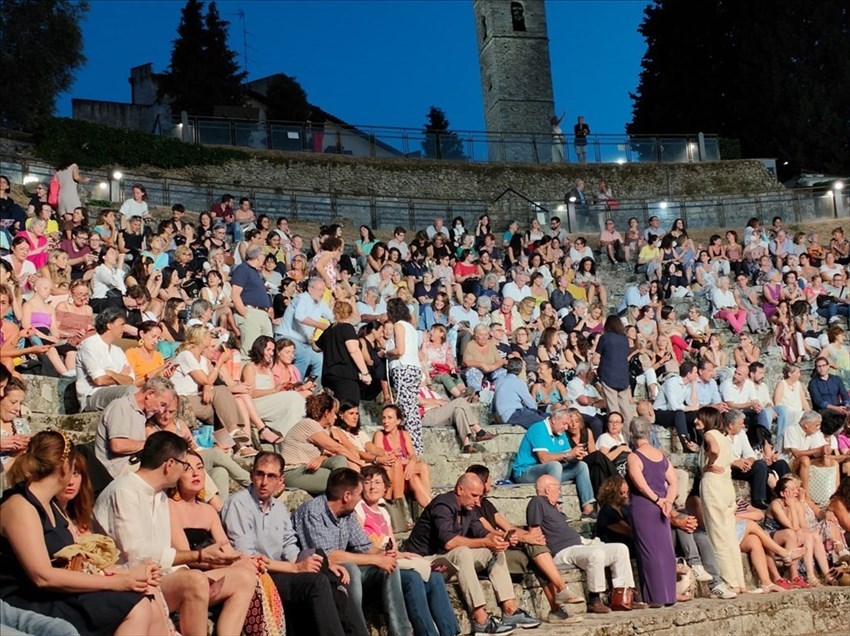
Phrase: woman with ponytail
[{"left": 0, "top": 430, "right": 167, "bottom": 635}]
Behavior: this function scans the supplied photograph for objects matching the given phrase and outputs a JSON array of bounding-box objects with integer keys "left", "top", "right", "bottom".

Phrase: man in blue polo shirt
[
  {"left": 231, "top": 244, "right": 273, "bottom": 355},
  {"left": 511, "top": 406, "right": 596, "bottom": 519},
  {"left": 279, "top": 277, "right": 334, "bottom": 381}
]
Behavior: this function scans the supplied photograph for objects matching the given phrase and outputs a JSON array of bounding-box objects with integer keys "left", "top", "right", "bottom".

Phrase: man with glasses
[
  {"left": 223, "top": 452, "right": 363, "bottom": 636},
  {"left": 94, "top": 431, "right": 238, "bottom": 636},
  {"left": 60, "top": 226, "right": 92, "bottom": 280},
  {"left": 95, "top": 376, "right": 175, "bottom": 478}
]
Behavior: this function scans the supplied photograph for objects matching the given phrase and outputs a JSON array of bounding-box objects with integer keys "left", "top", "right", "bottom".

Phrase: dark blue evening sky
[{"left": 60, "top": 0, "right": 650, "bottom": 134}]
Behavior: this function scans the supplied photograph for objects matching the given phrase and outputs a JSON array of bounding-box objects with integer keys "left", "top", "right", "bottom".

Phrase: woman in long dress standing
[
  {"left": 626, "top": 416, "right": 678, "bottom": 606},
  {"left": 54, "top": 161, "right": 89, "bottom": 216},
  {"left": 385, "top": 298, "right": 424, "bottom": 455},
  {"left": 698, "top": 406, "right": 747, "bottom": 593}
]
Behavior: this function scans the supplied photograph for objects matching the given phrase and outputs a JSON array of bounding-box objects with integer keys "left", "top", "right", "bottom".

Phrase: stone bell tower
[{"left": 474, "top": 0, "right": 556, "bottom": 162}]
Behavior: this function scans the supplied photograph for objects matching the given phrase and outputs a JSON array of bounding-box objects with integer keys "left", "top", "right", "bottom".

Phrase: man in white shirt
[
  {"left": 616, "top": 281, "right": 649, "bottom": 315},
  {"left": 386, "top": 226, "right": 410, "bottom": 260},
  {"left": 784, "top": 410, "right": 844, "bottom": 493},
  {"left": 490, "top": 297, "right": 521, "bottom": 334},
  {"left": 501, "top": 268, "right": 532, "bottom": 303},
  {"left": 356, "top": 287, "right": 388, "bottom": 325},
  {"left": 720, "top": 364, "right": 760, "bottom": 429},
  {"left": 653, "top": 361, "right": 700, "bottom": 452},
  {"left": 94, "top": 431, "right": 242, "bottom": 636},
  {"left": 749, "top": 362, "right": 780, "bottom": 432},
  {"left": 695, "top": 359, "right": 728, "bottom": 412},
  {"left": 565, "top": 362, "right": 606, "bottom": 439},
  {"left": 642, "top": 216, "right": 662, "bottom": 243},
  {"left": 725, "top": 410, "right": 790, "bottom": 510},
  {"left": 279, "top": 277, "right": 333, "bottom": 381},
  {"left": 76, "top": 307, "right": 136, "bottom": 411},
  {"left": 363, "top": 264, "right": 395, "bottom": 298},
  {"left": 449, "top": 292, "right": 479, "bottom": 328},
  {"left": 425, "top": 217, "right": 450, "bottom": 240},
  {"left": 95, "top": 377, "right": 176, "bottom": 478}
]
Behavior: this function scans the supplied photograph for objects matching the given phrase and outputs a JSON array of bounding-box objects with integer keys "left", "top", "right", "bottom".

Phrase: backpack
[{"left": 48, "top": 173, "right": 60, "bottom": 208}]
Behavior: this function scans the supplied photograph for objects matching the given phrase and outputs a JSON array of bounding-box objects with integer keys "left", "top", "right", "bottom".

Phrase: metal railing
[
  {"left": 162, "top": 116, "right": 721, "bottom": 165},
  {"left": 3, "top": 156, "right": 844, "bottom": 234}
]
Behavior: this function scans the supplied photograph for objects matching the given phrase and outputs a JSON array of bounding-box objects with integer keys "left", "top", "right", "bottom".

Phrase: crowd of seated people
[{"left": 2, "top": 174, "right": 850, "bottom": 633}]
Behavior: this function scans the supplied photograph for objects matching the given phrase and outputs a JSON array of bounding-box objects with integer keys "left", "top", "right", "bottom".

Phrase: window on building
[{"left": 511, "top": 2, "right": 526, "bottom": 31}]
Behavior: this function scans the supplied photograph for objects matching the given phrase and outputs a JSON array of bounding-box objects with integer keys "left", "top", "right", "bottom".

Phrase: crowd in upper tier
[{"left": 1, "top": 167, "right": 850, "bottom": 636}]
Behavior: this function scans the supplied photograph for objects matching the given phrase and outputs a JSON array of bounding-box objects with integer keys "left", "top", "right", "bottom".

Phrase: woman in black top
[
  {"left": 316, "top": 301, "right": 372, "bottom": 403},
  {"left": 358, "top": 320, "right": 389, "bottom": 402},
  {"left": 594, "top": 474, "right": 636, "bottom": 556}
]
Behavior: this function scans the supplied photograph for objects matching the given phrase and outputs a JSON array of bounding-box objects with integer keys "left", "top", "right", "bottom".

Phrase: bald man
[
  {"left": 527, "top": 475, "right": 643, "bottom": 613},
  {"left": 404, "top": 473, "right": 540, "bottom": 634}
]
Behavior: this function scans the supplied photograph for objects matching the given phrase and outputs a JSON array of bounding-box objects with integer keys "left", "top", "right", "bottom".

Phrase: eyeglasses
[
  {"left": 171, "top": 457, "right": 192, "bottom": 471},
  {"left": 253, "top": 470, "right": 282, "bottom": 481}
]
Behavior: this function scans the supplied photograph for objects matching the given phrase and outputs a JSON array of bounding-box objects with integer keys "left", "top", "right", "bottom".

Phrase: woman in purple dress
[{"left": 626, "top": 416, "right": 678, "bottom": 606}]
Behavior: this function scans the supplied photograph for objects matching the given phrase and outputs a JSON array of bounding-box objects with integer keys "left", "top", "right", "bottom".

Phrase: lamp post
[
  {"left": 834, "top": 181, "right": 845, "bottom": 218},
  {"left": 110, "top": 170, "right": 124, "bottom": 204}
]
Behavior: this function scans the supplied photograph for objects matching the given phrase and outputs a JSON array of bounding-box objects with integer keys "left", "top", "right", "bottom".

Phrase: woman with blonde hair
[
  {"left": 22, "top": 277, "right": 76, "bottom": 376},
  {"left": 15, "top": 216, "right": 51, "bottom": 271},
  {"left": 517, "top": 296, "right": 540, "bottom": 332},
  {"left": 0, "top": 430, "right": 166, "bottom": 635},
  {"left": 38, "top": 248, "right": 71, "bottom": 299},
  {"left": 171, "top": 324, "right": 252, "bottom": 455}
]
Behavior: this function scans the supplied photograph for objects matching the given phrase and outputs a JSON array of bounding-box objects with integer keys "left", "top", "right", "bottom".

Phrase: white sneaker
[
  {"left": 710, "top": 583, "right": 737, "bottom": 600},
  {"left": 691, "top": 564, "right": 713, "bottom": 582}
]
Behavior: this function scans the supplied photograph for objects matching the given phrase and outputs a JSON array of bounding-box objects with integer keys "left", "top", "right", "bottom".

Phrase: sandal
[
  {"left": 760, "top": 584, "right": 784, "bottom": 593},
  {"left": 235, "top": 446, "right": 259, "bottom": 458},
  {"left": 790, "top": 576, "right": 810, "bottom": 589},
  {"left": 258, "top": 426, "right": 285, "bottom": 445},
  {"left": 783, "top": 547, "right": 805, "bottom": 564},
  {"left": 806, "top": 577, "right": 822, "bottom": 588},
  {"left": 231, "top": 428, "right": 251, "bottom": 443}
]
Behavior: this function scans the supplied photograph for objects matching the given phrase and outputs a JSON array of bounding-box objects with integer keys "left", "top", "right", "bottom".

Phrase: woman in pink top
[{"left": 15, "top": 217, "right": 50, "bottom": 271}]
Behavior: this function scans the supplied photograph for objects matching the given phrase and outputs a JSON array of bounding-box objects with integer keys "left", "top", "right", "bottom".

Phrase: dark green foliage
[
  {"left": 629, "top": 0, "right": 850, "bottom": 174},
  {"left": 33, "top": 118, "right": 248, "bottom": 168},
  {"left": 158, "top": 0, "right": 246, "bottom": 116},
  {"left": 201, "top": 2, "right": 247, "bottom": 107},
  {"left": 422, "top": 106, "right": 467, "bottom": 160},
  {"left": 0, "top": 0, "right": 88, "bottom": 130},
  {"left": 264, "top": 75, "right": 311, "bottom": 122}
]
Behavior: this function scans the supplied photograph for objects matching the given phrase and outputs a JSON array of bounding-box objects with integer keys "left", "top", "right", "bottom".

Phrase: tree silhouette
[
  {"left": 159, "top": 0, "right": 246, "bottom": 116},
  {"left": 422, "top": 106, "right": 466, "bottom": 160},
  {"left": 202, "top": 1, "right": 247, "bottom": 108},
  {"left": 264, "top": 74, "right": 311, "bottom": 122},
  {"left": 0, "top": 0, "right": 88, "bottom": 130},
  {"left": 628, "top": 0, "right": 850, "bottom": 174}
]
